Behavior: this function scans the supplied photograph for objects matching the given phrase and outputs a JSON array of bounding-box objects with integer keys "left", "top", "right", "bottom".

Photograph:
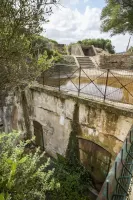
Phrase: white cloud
[
  {"left": 84, "top": 0, "right": 90, "bottom": 3},
  {"left": 61, "top": 0, "right": 79, "bottom": 5},
  {"left": 70, "top": 0, "right": 79, "bottom": 5},
  {"left": 43, "top": 5, "right": 133, "bottom": 52}
]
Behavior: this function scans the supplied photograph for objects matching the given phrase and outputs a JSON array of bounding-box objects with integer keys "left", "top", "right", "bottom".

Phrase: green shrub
[
  {"left": 49, "top": 155, "right": 93, "bottom": 200},
  {"left": 0, "top": 132, "right": 59, "bottom": 200}
]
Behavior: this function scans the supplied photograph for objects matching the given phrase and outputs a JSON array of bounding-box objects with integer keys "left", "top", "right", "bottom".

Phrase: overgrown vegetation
[
  {"left": 101, "top": 0, "right": 133, "bottom": 35},
  {"left": 0, "top": 132, "right": 93, "bottom": 200},
  {"left": 0, "top": 0, "right": 60, "bottom": 91},
  {"left": 0, "top": 132, "right": 59, "bottom": 200},
  {"left": 30, "top": 35, "right": 65, "bottom": 59},
  {"left": 49, "top": 154, "right": 93, "bottom": 200},
  {"left": 68, "top": 38, "right": 115, "bottom": 54},
  {"left": 78, "top": 38, "right": 115, "bottom": 54},
  {"left": 127, "top": 46, "right": 133, "bottom": 53}
]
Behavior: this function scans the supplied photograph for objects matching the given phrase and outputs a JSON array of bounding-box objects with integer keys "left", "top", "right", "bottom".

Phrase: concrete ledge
[{"left": 30, "top": 84, "right": 133, "bottom": 118}]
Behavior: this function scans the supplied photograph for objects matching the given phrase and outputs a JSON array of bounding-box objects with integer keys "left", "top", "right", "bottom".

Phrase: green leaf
[
  {"left": 0, "top": 193, "right": 5, "bottom": 200},
  {"left": 18, "top": 157, "right": 27, "bottom": 164},
  {"left": 7, "top": 162, "right": 17, "bottom": 189},
  {"left": 6, "top": 159, "right": 13, "bottom": 164}
]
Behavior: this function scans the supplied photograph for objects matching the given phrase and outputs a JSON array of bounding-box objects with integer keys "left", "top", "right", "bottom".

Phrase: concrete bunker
[{"left": 82, "top": 45, "right": 96, "bottom": 56}]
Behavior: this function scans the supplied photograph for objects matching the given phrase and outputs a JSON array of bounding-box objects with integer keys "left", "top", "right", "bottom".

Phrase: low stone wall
[
  {"left": 16, "top": 85, "right": 133, "bottom": 159},
  {"left": 61, "top": 55, "right": 76, "bottom": 65},
  {"left": 99, "top": 54, "right": 133, "bottom": 69}
]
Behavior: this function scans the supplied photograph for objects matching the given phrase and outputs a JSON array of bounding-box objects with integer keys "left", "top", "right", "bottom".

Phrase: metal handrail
[{"left": 38, "top": 64, "right": 133, "bottom": 106}]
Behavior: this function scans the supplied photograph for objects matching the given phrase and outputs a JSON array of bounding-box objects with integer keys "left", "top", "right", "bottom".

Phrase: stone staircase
[{"left": 76, "top": 56, "right": 95, "bottom": 68}]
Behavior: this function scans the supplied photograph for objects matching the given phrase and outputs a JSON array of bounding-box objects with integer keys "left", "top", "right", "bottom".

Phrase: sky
[{"left": 43, "top": 0, "right": 133, "bottom": 52}]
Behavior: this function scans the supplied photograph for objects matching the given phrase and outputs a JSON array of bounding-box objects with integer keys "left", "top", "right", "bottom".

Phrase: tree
[
  {"left": 78, "top": 38, "right": 115, "bottom": 54},
  {"left": 0, "top": 132, "right": 59, "bottom": 200},
  {"left": 101, "top": 0, "right": 133, "bottom": 35},
  {"left": 0, "top": 0, "right": 59, "bottom": 91},
  {"left": 30, "top": 35, "right": 58, "bottom": 58},
  {"left": 30, "top": 35, "right": 63, "bottom": 61},
  {"left": 115, "top": 0, "right": 133, "bottom": 8},
  {"left": 127, "top": 46, "right": 133, "bottom": 53}
]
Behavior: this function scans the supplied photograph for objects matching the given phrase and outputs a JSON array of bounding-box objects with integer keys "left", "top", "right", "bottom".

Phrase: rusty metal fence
[{"left": 37, "top": 65, "right": 133, "bottom": 105}]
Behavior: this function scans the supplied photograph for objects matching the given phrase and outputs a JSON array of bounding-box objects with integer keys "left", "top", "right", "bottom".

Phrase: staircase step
[
  {"left": 80, "top": 64, "right": 95, "bottom": 66},
  {"left": 77, "top": 60, "right": 92, "bottom": 62},
  {"left": 76, "top": 56, "right": 96, "bottom": 69},
  {"left": 79, "top": 63, "right": 94, "bottom": 65},
  {"left": 78, "top": 61, "right": 94, "bottom": 63},
  {"left": 77, "top": 58, "right": 91, "bottom": 60},
  {"left": 78, "top": 61, "right": 92, "bottom": 64},
  {"left": 77, "top": 59, "right": 91, "bottom": 61}
]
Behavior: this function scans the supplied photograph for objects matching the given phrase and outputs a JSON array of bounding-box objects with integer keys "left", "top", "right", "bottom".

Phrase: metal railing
[
  {"left": 97, "top": 126, "right": 133, "bottom": 200},
  {"left": 37, "top": 65, "right": 133, "bottom": 105}
]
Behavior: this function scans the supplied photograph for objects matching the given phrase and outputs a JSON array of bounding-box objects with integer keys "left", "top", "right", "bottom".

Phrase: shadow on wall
[
  {"left": 78, "top": 137, "right": 112, "bottom": 192},
  {"left": 33, "top": 120, "right": 44, "bottom": 151}
]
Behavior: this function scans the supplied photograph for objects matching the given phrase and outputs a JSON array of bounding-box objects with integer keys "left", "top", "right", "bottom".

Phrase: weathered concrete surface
[
  {"left": 0, "top": 93, "right": 16, "bottom": 133},
  {"left": 71, "top": 44, "right": 84, "bottom": 56},
  {"left": 2, "top": 85, "right": 133, "bottom": 196},
  {"left": 99, "top": 54, "right": 133, "bottom": 69},
  {"left": 129, "top": 187, "right": 133, "bottom": 200},
  {"left": 14, "top": 85, "right": 133, "bottom": 160}
]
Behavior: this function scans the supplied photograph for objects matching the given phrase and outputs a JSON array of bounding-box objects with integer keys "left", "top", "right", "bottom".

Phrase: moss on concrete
[
  {"left": 30, "top": 85, "right": 133, "bottom": 118},
  {"left": 66, "top": 103, "right": 81, "bottom": 165}
]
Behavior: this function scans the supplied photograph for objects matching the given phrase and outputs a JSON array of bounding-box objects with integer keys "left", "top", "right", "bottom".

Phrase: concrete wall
[
  {"left": 15, "top": 85, "right": 133, "bottom": 160},
  {"left": 0, "top": 93, "right": 16, "bottom": 133},
  {"left": 82, "top": 45, "right": 97, "bottom": 56},
  {"left": 71, "top": 44, "right": 84, "bottom": 56},
  {"left": 3, "top": 85, "right": 133, "bottom": 193},
  {"left": 2, "top": 85, "right": 133, "bottom": 160},
  {"left": 99, "top": 54, "right": 133, "bottom": 69}
]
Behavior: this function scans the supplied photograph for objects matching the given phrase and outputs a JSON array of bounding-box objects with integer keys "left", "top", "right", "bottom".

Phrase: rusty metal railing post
[
  {"left": 78, "top": 65, "right": 81, "bottom": 96},
  {"left": 104, "top": 69, "right": 109, "bottom": 101},
  {"left": 43, "top": 72, "right": 45, "bottom": 86},
  {"left": 107, "top": 181, "right": 109, "bottom": 200},
  {"left": 59, "top": 65, "right": 61, "bottom": 91}
]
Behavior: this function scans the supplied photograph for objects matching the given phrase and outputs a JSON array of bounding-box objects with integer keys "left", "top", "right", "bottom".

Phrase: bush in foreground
[{"left": 0, "top": 132, "right": 59, "bottom": 200}]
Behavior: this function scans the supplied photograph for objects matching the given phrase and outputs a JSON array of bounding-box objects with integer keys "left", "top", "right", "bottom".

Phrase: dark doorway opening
[
  {"left": 33, "top": 121, "right": 44, "bottom": 150},
  {"left": 82, "top": 46, "right": 96, "bottom": 56}
]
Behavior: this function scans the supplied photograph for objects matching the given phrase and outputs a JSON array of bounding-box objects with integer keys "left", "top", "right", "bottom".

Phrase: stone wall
[
  {"left": 99, "top": 54, "right": 133, "bottom": 69},
  {"left": 3, "top": 85, "right": 133, "bottom": 160},
  {"left": 4, "top": 85, "right": 133, "bottom": 193},
  {"left": 71, "top": 44, "right": 84, "bottom": 56},
  {"left": 0, "top": 93, "right": 16, "bottom": 133},
  {"left": 15, "top": 85, "right": 133, "bottom": 160}
]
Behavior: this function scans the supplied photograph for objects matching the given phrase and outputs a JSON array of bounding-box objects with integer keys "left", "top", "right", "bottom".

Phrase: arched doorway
[
  {"left": 78, "top": 136, "right": 112, "bottom": 191},
  {"left": 33, "top": 121, "right": 44, "bottom": 150}
]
